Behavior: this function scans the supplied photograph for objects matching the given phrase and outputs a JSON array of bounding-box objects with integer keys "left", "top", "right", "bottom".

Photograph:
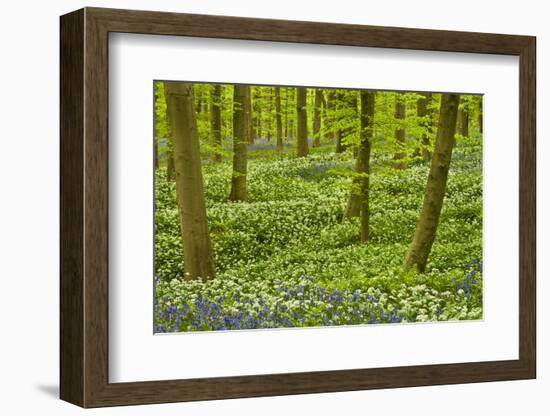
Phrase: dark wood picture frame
[{"left": 60, "top": 7, "right": 536, "bottom": 408}]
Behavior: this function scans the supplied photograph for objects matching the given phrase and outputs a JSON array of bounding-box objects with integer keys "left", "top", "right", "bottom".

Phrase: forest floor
[{"left": 154, "top": 137, "right": 483, "bottom": 332}]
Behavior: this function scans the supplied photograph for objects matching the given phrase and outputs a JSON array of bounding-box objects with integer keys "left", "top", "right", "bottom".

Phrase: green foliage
[
  {"left": 154, "top": 82, "right": 171, "bottom": 163},
  {"left": 154, "top": 82, "right": 168, "bottom": 139},
  {"left": 155, "top": 134, "right": 483, "bottom": 331}
]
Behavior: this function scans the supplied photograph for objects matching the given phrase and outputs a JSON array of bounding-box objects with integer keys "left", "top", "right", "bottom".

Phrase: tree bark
[
  {"left": 478, "top": 97, "right": 483, "bottom": 134},
  {"left": 283, "top": 88, "right": 288, "bottom": 140},
  {"left": 248, "top": 88, "right": 256, "bottom": 144},
  {"left": 296, "top": 87, "right": 309, "bottom": 157},
  {"left": 266, "top": 88, "right": 273, "bottom": 141},
  {"left": 154, "top": 137, "right": 159, "bottom": 170},
  {"left": 229, "top": 85, "right": 250, "bottom": 201},
  {"left": 210, "top": 84, "right": 222, "bottom": 162},
  {"left": 335, "top": 130, "right": 343, "bottom": 153},
  {"left": 344, "top": 91, "right": 375, "bottom": 225},
  {"left": 346, "top": 92, "right": 359, "bottom": 155},
  {"left": 457, "top": 99, "right": 469, "bottom": 138},
  {"left": 288, "top": 88, "right": 295, "bottom": 140},
  {"left": 275, "top": 87, "right": 283, "bottom": 151},
  {"left": 313, "top": 89, "right": 323, "bottom": 147},
  {"left": 393, "top": 97, "right": 407, "bottom": 169},
  {"left": 334, "top": 91, "right": 344, "bottom": 153},
  {"left": 404, "top": 94, "right": 460, "bottom": 272},
  {"left": 196, "top": 96, "right": 202, "bottom": 114},
  {"left": 359, "top": 91, "right": 375, "bottom": 242},
  {"left": 326, "top": 90, "right": 337, "bottom": 142},
  {"left": 255, "top": 89, "right": 262, "bottom": 142},
  {"left": 413, "top": 93, "right": 433, "bottom": 162},
  {"left": 164, "top": 82, "right": 215, "bottom": 281}
]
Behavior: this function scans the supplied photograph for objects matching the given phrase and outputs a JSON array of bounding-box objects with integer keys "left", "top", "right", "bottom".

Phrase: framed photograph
[{"left": 60, "top": 7, "right": 536, "bottom": 408}]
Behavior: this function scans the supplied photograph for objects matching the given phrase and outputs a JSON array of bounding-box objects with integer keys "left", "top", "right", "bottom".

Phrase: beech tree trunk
[
  {"left": 457, "top": 99, "right": 469, "bottom": 138},
  {"left": 359, "top": 91, "right": 376, "bottom": 242},
  {"left": 229, "top": 85, "right": 250, "bottom": 201},
  {"left": 196, "top": 95, "right": 202, "bottom": 114},
  {"left": 343, "top": 92, "right": 358, "bottom": 154},
  {"left": 326, "top": 90, "right": 337, "bottom": 142},
  {"left": 404, "top": 93, "right": 460, "bottom": 272},
  {"left": 248, "top": 88, "right": 256, "bottom": 144},
  {"left": 210, "top": 84, "right": 222, "bottom": 162},
  {"left": 275, "top": 87, "right": 283, "bottom": 151},
  {"left": 313, "top": 89, "right": 323, "bottom": 147},
  {"left": 344, "top": 91, "right": 375, "bottom": 226},
  {"left": 334, "top": 91, "right": 345, "bottom": 153},
  {"left": 288, "top": 88, "right": 295, "bottom": 140},
  {"left": 413, "top": 93, "right": 433, "bottom": 162},
  {"left": 296, "top": 87, "right": 309, "bottom": 157},
  {"left": 478, "top": 97, "right": 483, "bottom": 134},
  {"left": 266, "top": 88, "right": 273, "bottom": 141},
  {"left": 164, "top": 82, "right": 215, "bottom": 281},
  {"left": 154, "top": 137, "right": 159, "bottom": 170},
  {"left": 255, "top": 89, "right": 262, "bottom": 141},
  {"left": 335, "top": 130, "right": 344, "bottom": 153},
  {"left": 281, "top": 88, "right": 290, "bottom": 141},
  {"left": 393, "top": 97, "right": 407, "bottom": 169}
]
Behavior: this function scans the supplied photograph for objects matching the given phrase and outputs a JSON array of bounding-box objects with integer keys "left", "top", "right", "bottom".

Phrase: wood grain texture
[
  {"left": 59, "top": 7, "right": 537, "bottom": 408},
  {"left": 87, "top": 7, "right": 532, "bottom": 54},
  {"left": 518, "top": 38, "right": 537, "bottom": 376},
  {"left": 59, "top": 8, "right": 84, "bottom": 407}
]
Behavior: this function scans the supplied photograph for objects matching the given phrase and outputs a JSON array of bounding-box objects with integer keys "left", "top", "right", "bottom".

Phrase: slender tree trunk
[
  {"left": 210, "top": 84, "right": 222, "bottom": 162},
  {"left": 256, "top": 99, "right": 262, "bottom": 141},
  {"left": 229, "top": 85, "right": 250, "bottom": 201},
  {"left": 422, "top": 93, "right": 434, "bottom": 162},
  {"left": 335, "top": 131, "right": 343, "bottom": 153},
  {"left": 154, "top": 137, "right": 159, "bottom": 170},
  {"left": 326, "top": 90, "right": 337, "bottom": 142},
  {"left": 164, "top": 82, "right": 215, "bottom": 281},
  {"left": 413, "top": 93, "right": 433, "bottom": 162},
  {"left": 344, "top": 91, "right": 375, "bottom": 224},
  {"left": 359, "top": 91, "right": 375, "bottom": 242},
  {"left": 346, "top": 93, "right": 359, "bottom": 155},
  {"left": 275, "top": 87, "right": 283, "bottom": 151},
  {"left": 283, "top": 88, "right": 288, "bottom": 140},
  {"left": 196, "top": 96, "right": 202, "bottom": 114},
  {"left": 248, "top": 88, "right": 255, "bottom": 144},
  {"left": 478, "top": 97, "right": 483, "bottom": 134},
  {"left": 266, "top": 88, "right": 273, "bottom": 141},
  {"left": 404, "top": 94, "right": 460, "bottom": 272},
  {"left": 254, "top": 87, "right": 262, "bottom": 141},
  {"left": 457, "top": 99, "right": 469, "bottom": 138},
  {"left": 288, "top": 88, "right": 295, "bottom": 140},
  {"left": 334, "top": 91, "right": 345, "bottom": 153},
  {"left": 221, "top": 86, "right": 232, "bottom": 140},
  {"left": 296, "top": 87, "right": 309, "bottom": 157},
  {"left": 393, "top": 97, "right": 407, "bottom": 169},
  {"left": 313, "top": 89, "right": 323, "bottom": 147}
]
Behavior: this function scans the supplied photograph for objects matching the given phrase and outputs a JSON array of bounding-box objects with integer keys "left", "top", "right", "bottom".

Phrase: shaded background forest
[{"left": 154, "top": 82, "right": 483, "bottom": 332}]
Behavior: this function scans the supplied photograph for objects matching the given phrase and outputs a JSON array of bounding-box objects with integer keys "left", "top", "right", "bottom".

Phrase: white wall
[{"left": 0, "top": 0, "right": 545, "bottom": 414}]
